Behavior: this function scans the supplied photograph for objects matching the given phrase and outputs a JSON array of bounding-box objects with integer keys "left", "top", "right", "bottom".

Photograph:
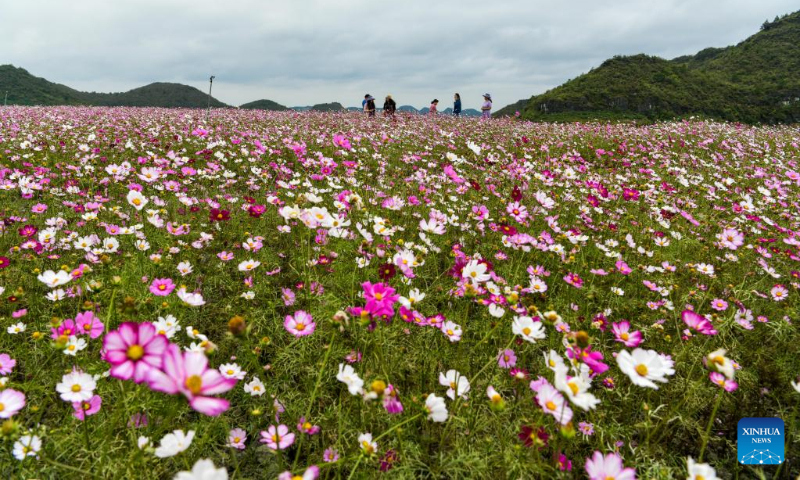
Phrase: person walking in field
[
  {"left": 364, "top": 95, "right": 376, "bottom": 117},
  {"left": 453, "top": 93, "right": 462, "bottom": 117},
  {"left": 429, "top": 99, "right": 439, "bottom": 115},
  {"left": 383, "top": 95, "right": 396, "bottom": 117},
  {"left": 481, "top": 93, "right": 492, "bottom": 118}
]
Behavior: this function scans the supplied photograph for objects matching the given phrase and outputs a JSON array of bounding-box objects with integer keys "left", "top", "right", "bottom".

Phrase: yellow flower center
[
  {"left": 0, "top": 403, "right": 4, "bottom": 412},
  {"left": 635, "top": 364, "right": 648, "bottom": 377},
  {"left": 71, "top": 384, "right": 82, "bottom": 392},
  {"left": 233, "top": 437, "right": 240, "bottom": 443},
  {"left": 568, "top": 381, "right": 579, "bottom": 395},
  {"left": 374, "top": 293, "right": 383, "bottom": 300},
  {"left": 620, "top": 333, "right": 629, "bottom": 340},
  {"left": 545, "top": 400, "right": 557, "bottom": 411},
  {"left": 295, "top": 322, "right": 305, "bottom": 331},
  {"left": 227, "top": 369, "right": 235, "bottom": 375},
  {"left": 470, "top": 271, "right": 477, "bottom": 278},
  {"left": 447, "top": 329, "right": 454, "bottom": 336},
  {"left": 362, "top": 441, "right": 374, "bottom": 454},
  {"left": 303, "top": 422, "right": 312, "bottom": 430},
  {"left": 127, "top": 344, "right": 145, "bottom": 360},
  {"left": 133, "top": 198, "right": 141, "bottom": 205},
  {"left": 712, "top": 356, "right": 725, "bottom": 365},
  {"left": 185, "top": 375, "right": 203, "bottom": 395},
  {"left": 522, "top": 327, "right": 531, "bottom": 336}
]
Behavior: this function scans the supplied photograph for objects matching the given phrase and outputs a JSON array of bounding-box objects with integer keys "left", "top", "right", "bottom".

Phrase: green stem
[
  {"left": 230, "top": 448, "right": 241, "bottom": 480},
  {"left": 42, "top": 457, "right": 98, "bottom": 478},
  {"left": 346, "top": 454, "right": 365, "bottom": 480},
  {"left": 82, "top": 417, "right": 91, "bottom": 451},
  {"left": 374, "top": 412, "right": 424, "bottom": 442},
  {"left": 292, "top": 329, "right": 336, "bottom": 470},
  {"left": 698, "top": 393, "right": 723, "bottom": 462}
]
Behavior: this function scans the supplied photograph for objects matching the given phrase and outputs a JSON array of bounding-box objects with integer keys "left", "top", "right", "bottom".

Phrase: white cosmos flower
[
  {"left": 337, "top": 363, "right": 364, "bottom": 395},
  {"left": 177, "top": 261, "right": 193, "bottom": 276},
  {"left": 37, "top": 270, "right": 72, "bottom": 288},
  {"left": 617, "top": 348, "right": 676, "bottom": 389},
  {"left": 425, "top": 393, "right": 448, "bottom": 422},
  {"left": 553, "top": 364, "right": 600, "bottom": 411},
  {"left": 7, "top": 323, "right": 26, "bottom": 334},
  {"left": 219, "top": 363, "right": 246, "bottom": 380},
  {"left": 176, "top": 287, "right": 205, "bottom": 307},
  {"left": 512, "top": 316, "right": 546, "bottom": 343},
  {"left": 462, "top": 259, "right": 490, "bottom": 284},
  {"left": 174, "top": 459, "right": 228, "bottom": 480},
  {"left": 63, "top": 336, "right": 87, "bottom": 356},
  {"left": 439, "top": 370, "right": 470, "bottom": 400},
  {"left": 46, "top": 289, "right": 66, "bottom": 302},
  {"left": 244, "top": 377, "right": 266, "bottom": 396},
  {"left": 155, "top": 430, "right": 195, "bottom": 458},
  {"left": 687, "top": 457, "right": 718, "bottom": 480},
  {"left": 12, "top": 435, "right": 42, "bottom": 460},
  {"left": 705, "top": 349, "right": 736, "bottom": 380},
  {"left": 238, "top": 259, "right": 260, "bottom": 272},
  {"left": 56, "top": 370, "right": 96, "bottom": 402},
  {"left": 126, "top": 190, "right": 148, "bottom": 211},
  {"left": 358, "top": 433, "right": 377, "bottom": 455}
]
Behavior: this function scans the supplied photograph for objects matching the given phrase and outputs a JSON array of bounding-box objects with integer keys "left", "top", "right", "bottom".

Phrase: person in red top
[{"left": 429, "top": 99, "right": 439, "bottom": 115}]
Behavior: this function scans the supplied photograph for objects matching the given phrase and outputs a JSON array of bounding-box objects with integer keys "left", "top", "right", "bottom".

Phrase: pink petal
[
  {"left": 110, "top": 361, "right": 135, "bottom": 381},
  {"left": 183, "top": 351, "right": 208, "bottom": 377},
  {"left": 189, "top": 396, "right": 230, "bottom": 416},
  {"left": 146, "top": 368, "right": 179, "bottom": 394},
  {"left": 199, "top": 370, "right": 237, "bottom": 395},
  {"left": 117, "top": 322, "right": 138, "bottom": 346},
  {"left": 103, "top": 331, "right": 127, "bottom": 352}
]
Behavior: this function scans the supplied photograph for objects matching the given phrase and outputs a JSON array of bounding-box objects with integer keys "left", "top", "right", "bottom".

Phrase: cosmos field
[{"left": 0, "top": 106, "right": 798, "bottom": 478}]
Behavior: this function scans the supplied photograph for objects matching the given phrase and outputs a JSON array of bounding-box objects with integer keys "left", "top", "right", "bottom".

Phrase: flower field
[{"left": 0, "top": 106, "right": 798, "bottom": 479}]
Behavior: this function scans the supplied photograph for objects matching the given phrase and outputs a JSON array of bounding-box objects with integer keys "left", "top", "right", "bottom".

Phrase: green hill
[
  {"left": 239, "top": 99, "right": 287, "bottom": 111},
  {"left": 0, "top": 65, "right": 228, "bottom": 108},
  {"left": 309, "top": 102, "right": 345, "bottom": 112},
  {"left": 497, "top": 11, "right": 800, "bottom": 123}
]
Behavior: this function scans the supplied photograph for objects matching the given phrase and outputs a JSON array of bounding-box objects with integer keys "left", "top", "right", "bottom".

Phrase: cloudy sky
[{"left": 2, "top": 0, "right": 797, "bottom": 109}]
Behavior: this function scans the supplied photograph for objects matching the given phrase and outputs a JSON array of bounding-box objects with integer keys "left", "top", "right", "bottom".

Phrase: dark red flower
[
  {"left": 499, "top": 224, "right": 517, "bottom": 236},
  {"left": 518, "top": 425, "right": 549, "bottom": 448},
  {"left": 378, "top": 263, "right": 396, "bottom": 280},
  {"left": 0, "top": 256, "right": 9, "bottom": 269},
  {"left": 379, "top": 449, "right": 398, "bottom": 472},
  {"left": 511, "top": 185, "right": 522, "bottom": 202},
  {"left": 209, "top": 208, "right": 230, "bottom": 222},
  {"left": 18, "top": 225, "right": 38, "bottom": 238},
  {"left": 248, "top": 204, "right": 266, "bottom": 218}
]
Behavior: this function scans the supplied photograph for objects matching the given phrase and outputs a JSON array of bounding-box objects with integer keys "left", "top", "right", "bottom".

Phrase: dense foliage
[
  {"left": 0, "top": 66, "right": 228, "bottom": 108},
  {"left": 0, "top": 107, "right": 798, "bottom": 479},
  {"left": 497, "top": 11, "right": 800, "bottom": 124},
  {"left": 240, "top": 100, "right": 288, "bottom": 111}
]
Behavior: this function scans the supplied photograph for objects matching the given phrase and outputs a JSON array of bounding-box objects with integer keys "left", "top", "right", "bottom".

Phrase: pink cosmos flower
[
  {"left": 382, "top": 384, "right": 404, "bottom": 414},
  {"left": 104, "top": 322, "right": 169, "bottom": 383},
  {"left": 611, "top": 321, "right": 642, "bottom": 348},
  {"left": 260, "top": 424, "right": 295, "bottom": 450},
  {"left": 146, "top": 343, "right": 237, "bottom": 416},
  {"left": 284, "top": 310, "right": 316, "bottom": 337},
  {"left": 709, "top": 372, "right": 738, "bottom": 392},
  {"left": 297, "top": 417, "right": 321, "bottom": 435},
  {"left": 75, "top": 311, "right": 104, "bottom": 339},
  {"left": 710, "top": 298, "right": 728, "bottom": 311},
  {"left": 0, "top": 353, "right": 16, "bottom": 375},
  {"left": 770, "top": 284, "right": 788, "bottom": 302},
  {"left": 51, "top": 318, "right": 78, "bottom": 339},
  {"left": 497, "top": 349, "right": 517, "bottom": 369},
  {"left": 362, "top": 281, "right": 399, "bottom": 317},
  {"left": 681, "top": 310, "right": 718, "bottom": 336},
  {"left": 228, "top": 428, "right": 247, "bottom": 449},
  {"left": 0, "top": 388, "right": 26, "bottom": 418},
  {"left": 718, "top": 228, "right": 744, "bottom": 250},
  {"left": 149, "top": 278, "right": 176, "bottom": 296},
  {"left": 584, "top": 451, "right": 636, "bottom": 480},
  {"left": 72, "top": 394, "right": 102, "bottom": 420},
  {"left": 615, "top": 260, "right": 632, "bottom": 275},
  {"left": 563, "top": 272, "right": 583, "bottom": 288},
  {"left": 278, "top": 466, "right": 319, "bottom": 480}
]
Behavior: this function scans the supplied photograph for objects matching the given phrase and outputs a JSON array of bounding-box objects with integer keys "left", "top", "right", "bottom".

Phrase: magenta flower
[
  {"left": 382, "top": 384, "right": 404, "bottom": 414},
  {"left": 497, "top": 349, "right": 517, "bottom": 369},
  {"left": 710, "top": 298, "right": 728, "bottom": 311},
  {"left": 51, "top": 318, "right": 78, "bottom": 339},
  {"left": 323, "top": 447, "right": 340, "bottom": 462},
  {"left": 72, "top": 394, "right": 102, "bottom": 420},
  {"left": 681, "top": 310, "right": 718, "bottom": 336},
  {"left": 0, "top": 353, "right": 16, "bottom": 375},
  {"left": 146, "top": 343, "right": 237, "bottom": 416},
  {"left": 709, "top": 372, "right": 738, "bottom": 392},
  {"left": 259, "top": 424, "right": 295, "bottom": 450},
  {"left": 75, "top": 311, "right": 105, "bottom": 339},
  {"left": 149, "top": 278, "right": 176, "bottom": 296},
  {"left": 584, "top": 451, "right": 636, "bottom": 480},
  {"left": 0, "top": 388, "right": 26, "bottom": 419},
  {"left": 104, "top": 322, "right": 169, "bottom": 383},
  {"left": 611, "top": 321, "right": 642, "bottom": 348},
  {"left": 615, "top": 260, "right": 632, "bottom": 275},
  {"left": 563, "top": 272, "right": 583, "bottom": 288},
  {"left": 297, "top": 417, "right": 321, "bottom": 435},
  {"left": 284, "top": 310, "right": 316, "bottom": 337},
  {"left": 362, "top": 281, "right": 400, "bottom": 316}
]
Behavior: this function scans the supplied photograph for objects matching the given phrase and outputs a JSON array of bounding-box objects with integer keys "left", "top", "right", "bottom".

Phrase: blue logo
[{"left": 738, "top": 417, "right": 784, "bottom": 465}]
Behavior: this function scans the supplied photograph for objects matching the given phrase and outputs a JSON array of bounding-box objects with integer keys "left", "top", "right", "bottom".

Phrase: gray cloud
[{"left": 2, "top": 0, "right": 796, "bottom": 109}]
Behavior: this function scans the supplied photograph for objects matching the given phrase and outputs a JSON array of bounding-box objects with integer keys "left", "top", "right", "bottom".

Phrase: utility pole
[{"left": 206, "top": 76, "right": 215, "bottom": 124}]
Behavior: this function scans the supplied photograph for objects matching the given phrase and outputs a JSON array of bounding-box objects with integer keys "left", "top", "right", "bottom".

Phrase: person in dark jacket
[
  {"left": 383, "top": 95, "right": 396, "bottom": 117},
  {"left": 453, "top": 93, "right": 462, "bottom": 117},
  {"left": 365, "top": 95, "right": 376, "bottom": 117}
]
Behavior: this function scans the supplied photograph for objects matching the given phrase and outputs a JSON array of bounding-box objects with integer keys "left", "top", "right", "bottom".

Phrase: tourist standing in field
[
  {"left": 481, "top": 93, "right": 492, "bottom": 118},
  {"left": 364, "top": 95, "right": 376, "bottom": 117},
  {"left": 453, "top": 93, "right": 462, "bottom": 117},
  {"left": 383, "top": 95, "right": 396, "bottom": 117},
  {"left": 429, "top": 99, "right": 439, "bottom": 115}
]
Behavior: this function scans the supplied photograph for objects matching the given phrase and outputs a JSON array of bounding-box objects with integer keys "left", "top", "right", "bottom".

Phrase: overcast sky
[{"left": 2, "top": 0, "right": 797, "bottom": 109}]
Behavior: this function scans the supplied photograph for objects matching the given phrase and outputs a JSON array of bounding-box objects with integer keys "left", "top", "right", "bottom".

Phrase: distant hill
[
  {"left": 239, "top": 99, "right": 287, "bottom": 111},
  {"left": 496, "top": 10, "right": 800, "bottom": 123},
  {"left": 0, "top": 65, "right": 228, "bottom": 108},
  {"left": 309, "top": 102, "right": 344, "bottom": 112}
]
